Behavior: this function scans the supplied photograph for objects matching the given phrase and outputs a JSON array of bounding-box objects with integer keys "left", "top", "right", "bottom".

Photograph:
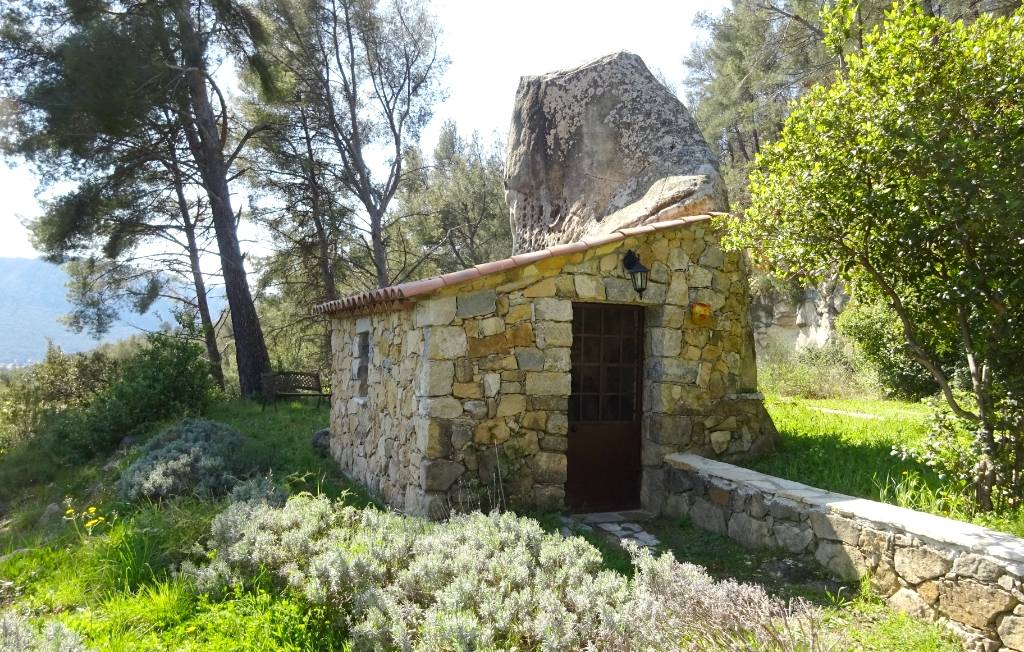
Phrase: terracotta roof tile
[{"left": 313, "top": 214, "right": 713, "bottom": 316}]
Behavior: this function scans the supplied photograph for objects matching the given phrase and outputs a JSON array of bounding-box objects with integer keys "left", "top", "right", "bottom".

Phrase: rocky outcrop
[
  {"left": 505, "top": 52, "right": 727, "bottom": 253},
  {"left": 750, "top": 279, "right": 849, "bottom": 352}
]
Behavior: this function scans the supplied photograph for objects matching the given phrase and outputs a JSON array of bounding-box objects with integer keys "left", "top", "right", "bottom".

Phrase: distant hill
[{"left": 0, "top": 257, "right": 183, "bottom": 366}]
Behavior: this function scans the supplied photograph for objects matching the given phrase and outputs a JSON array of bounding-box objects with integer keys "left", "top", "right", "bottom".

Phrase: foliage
[
  {"left": 684, "top": 0, "right": 1021, "bottom": 209},
  {"left": 0, "top": 0, "right": 273, "bottom": 396},
  {"left": 187, "top": 497, "right": 823, "bottom": 651},
  {"left": 248, "top": 0, "right": 446, "bottom": 290},
  {"left": 836, "top": 298, "right": 943, "bottom": 399},
  {"left": 734, "top": 3, "right": 1024, "bottom": 510},
  {"left": 228, "top": 475, "right": 288, "bottom": 507},
  {"left": 401, "top": 121, "right": 513, "bottom": 275},
  {"left": 0, "top": 343, "right": 120, "bottom": 449},
  {"left": 0, "top": 611, "right": 89, "bottom": 652},
  {"left": 118, "top": 420, "right": 256, "bottom": 502},
  {"left": 758, "top": 338, "right": 874, "bottom": 399},
  {"left": 53, "top": 335, "right": 219, "bottom": 456}
]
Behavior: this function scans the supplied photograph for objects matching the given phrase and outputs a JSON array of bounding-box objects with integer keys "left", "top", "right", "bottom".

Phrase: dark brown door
[{"left": 566, "top": 303, "right": 643, "bottom": 511}]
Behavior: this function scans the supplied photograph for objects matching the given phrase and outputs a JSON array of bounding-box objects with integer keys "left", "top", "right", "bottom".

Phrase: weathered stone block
[
  {"left": 515, "top": 347, "right": 545, "bottom": 371},
  {"left": 453, "top": 382, "right": 482, "bottom": 399},
  {"left": 540, "top": 435, "right": 568, "bottom": 452},
  {"left": 457, "top": 290, "right": 497, "bottom": 317},
  {"left": 417, "top": 361, "right": 454, "bottom": 396},
  {"left": 649, "top": 328, "right": 682, "bottom": 357},
  {"left": 496, "top": 394, "right": 527, "bottom": 417},
  {"left": 534, "top": 298, "right": 572, "bottom": 321},
  {"left": 543, "top": 347, "right": 572, "bottom": 372},
  {"left": 473, "top": 420, "right": 510, "bottom": 445},
  {"left": 479, "top": 316, "right": 505, "bottom": 336},
  {"left": 709, "top": 430, "right": 731, "bottom": 454},
  {"left": 809, "top": 512, "right": 862, "bottom": 546},
  {"left": 728, "top": 512, "right": 773, "bottom": 549},
  {"left": 417, "top": 419, "right": 452, "bottom": 459},
  {"left": 414, "top": 297, "right": 456, "bottom": 327},
  {"left": 463, "top": 399, "right": 488, "bottom": 419},
  {"left": 689, "top": 497, "right": 727, "bottom": 535},
  {"left": 533, "top": 452, "right": 567, "bottom": 484},
  {"left": 997, "top": 614, "right": 1024, "bottom": 650},
  {"left": 483, "top": 373, "right": 500, "bottom": 397},
  {"left": 938, "top": 580, "right": 1016, "bottom": 629},
  {"left": 525, "top": 372, "right": 571, "bottom": 396},
  {"left": 420, "top": 397, "right": 462, "bottom": 418},
  {"left": 774, "top": 523, "right": 814, "bottom": 554},
  {"left": 535, "top": 321, "right": 572, "bottom": 349},
  {"left": 574, "top": 275, "right": 605, "bottom": 300},
  {"left": 523, "top": 278, "right": 557, "bottom": 298},
  {"left": 894, "top": 546, "right": 953, "bottom": 584},
  {"left": 604, "top": 277, "right": 636, "bottom": 302},
  {"left": 422, "top": 460, "right": 465, "bottom": 492},
  {"left": 953, "top": 554, "right": 1005, "bottom": 583},
  {"left": 815, "top": 541, "right": 868, "bottom": 582},
  {"left": 425, "top": 327, "right": 467, "bottom": 359},
  {"left": 533, "top": 485, "right": 565, "bottom": 510},
  {"left": 547, "top": 413, "right": 569, "bottom": 435},
  {"left": 888, "top": 588, "right": 935, "bottom": 620}
]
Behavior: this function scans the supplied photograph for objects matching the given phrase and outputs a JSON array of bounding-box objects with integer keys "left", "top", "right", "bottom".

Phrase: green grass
[
  {"left": 750, "top": 396, "right": 1024, "bottom": 537},
  {"left": 0, "top": 397, "right": 962, "bottom": 650}
]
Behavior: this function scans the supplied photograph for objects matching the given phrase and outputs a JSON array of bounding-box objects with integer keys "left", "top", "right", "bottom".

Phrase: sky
[{"left": 0, "top": 0, "right": 726, "bottom": 260}]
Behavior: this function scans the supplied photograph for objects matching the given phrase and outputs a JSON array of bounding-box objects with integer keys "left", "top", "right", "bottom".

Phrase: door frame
[{"left": 565, "top": 301, "right": 645, "bottom": 511}]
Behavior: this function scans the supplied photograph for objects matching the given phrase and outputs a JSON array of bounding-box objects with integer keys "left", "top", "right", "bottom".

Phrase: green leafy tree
[
  {"left": 401, "top": 121, "right": 512, "bottom": 275},
  {"left": 0, "top": 0, "right": 272, "bottom": 395},
  {"left": 731, "top": 3, "right": 1024, "bottom": 509}
]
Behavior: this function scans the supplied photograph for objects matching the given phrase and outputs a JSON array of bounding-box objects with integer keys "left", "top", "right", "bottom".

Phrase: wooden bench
[{"left": 261, "top": 372, "right": 331, "bottom": 409}]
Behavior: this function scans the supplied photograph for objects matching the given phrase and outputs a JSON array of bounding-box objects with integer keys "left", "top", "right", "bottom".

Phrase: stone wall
[
  {"left": 664, "top": 453, "right": 1024, "bottom": 652},
  {"left": 329, "top": 219, "right": 776, "bottom": 517}
]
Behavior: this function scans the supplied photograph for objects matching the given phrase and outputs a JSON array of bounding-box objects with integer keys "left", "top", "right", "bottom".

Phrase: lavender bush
[
  {"left": 0, "top": 611, "right": 88, "bottom": 652},
  {"left": 186, "top": 495, "right": 827, "bottom": 651}
]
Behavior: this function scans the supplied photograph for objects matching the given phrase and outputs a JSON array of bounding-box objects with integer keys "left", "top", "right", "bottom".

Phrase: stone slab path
[{"left": 560, "top": 510, "right": 661, "bottom": 549}]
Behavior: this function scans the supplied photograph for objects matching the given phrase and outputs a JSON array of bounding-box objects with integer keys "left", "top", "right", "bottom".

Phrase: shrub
[
  {"left": 0, "top": 343, "right": 119, "bottom": 449},
  {"left": 228, "top": 476, "right": 287, "bottom": 507},
  {"left": 836, "top": 299, "right": 945, "bottom": 400},
  {"left": 0, "top": 611, "right": 88, "bottom": 652},
  {"left": 186, "top": 497, "right": 824, "bottom": 651},
  {"left": 55, "top": 334, "right": 219, "bottom": 455},
  {"left": 758, "top": 338, "right": 873, "bottom": 399},
  {"left": 118, "top": 420, "right": 255, "bottom": 502}
]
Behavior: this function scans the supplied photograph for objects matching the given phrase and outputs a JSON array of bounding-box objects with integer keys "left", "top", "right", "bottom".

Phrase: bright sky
[{"left": 0, "top": 0, "right": 725, "bottom": 259}]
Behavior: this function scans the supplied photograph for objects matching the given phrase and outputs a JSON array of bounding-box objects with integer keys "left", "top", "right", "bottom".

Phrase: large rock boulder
[{"left": 505, "top": 51, "right": 727, "bottom": 253}]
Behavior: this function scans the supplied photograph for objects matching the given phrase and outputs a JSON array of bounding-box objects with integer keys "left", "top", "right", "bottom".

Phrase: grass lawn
[
  {"left": 1, "top": 398, "right": 960, "bottom": 650},
  {"left": 749, "top": 396, "right": 1024, "bottom": 537}
]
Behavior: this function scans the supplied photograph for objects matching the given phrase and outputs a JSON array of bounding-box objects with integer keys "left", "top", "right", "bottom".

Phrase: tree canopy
[{"left": 730, "top": 2, "right": 1024, "bottom": 508}]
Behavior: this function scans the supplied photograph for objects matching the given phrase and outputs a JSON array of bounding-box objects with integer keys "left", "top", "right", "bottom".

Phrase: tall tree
[
  {"left": 731, "top": 4, "right": 1024, "bottom": 509},
  {"left": 255, "top": 0, "right": 445, "bottom": 289},
  {"left": 0, "top": 0, "right": 272, "bottom": 395}
]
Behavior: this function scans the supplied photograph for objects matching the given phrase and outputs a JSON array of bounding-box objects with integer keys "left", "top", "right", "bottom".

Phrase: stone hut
[
  {"left": 315, "top": 216, "right": 776, "bottom": 517},
  {"left": 316, "top": 52, "right": 775, "bottom": 517}
]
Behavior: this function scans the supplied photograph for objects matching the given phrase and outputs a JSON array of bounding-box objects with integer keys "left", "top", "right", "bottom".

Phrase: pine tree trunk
[{"left": 174, "top": 2, "right": 270, "bottom": 396}]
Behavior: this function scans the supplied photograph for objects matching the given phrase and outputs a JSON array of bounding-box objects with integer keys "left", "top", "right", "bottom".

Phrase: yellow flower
[
  {"left": 87, "top": 506, "right": 97, "bottom": 514},
  {"left": 65, "top": 508, "right": 75, "bottom": 515},
  {"left": 85, "top": 519, "right": 100, "bottom": 528}
]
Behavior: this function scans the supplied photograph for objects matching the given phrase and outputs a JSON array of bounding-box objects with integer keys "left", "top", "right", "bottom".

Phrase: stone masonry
[
  {"left": 326, "top": 217, "right": 776, "bottom": 519},
  {"left": 664, "top": 453, "right": 1024, "bottom": 652}
]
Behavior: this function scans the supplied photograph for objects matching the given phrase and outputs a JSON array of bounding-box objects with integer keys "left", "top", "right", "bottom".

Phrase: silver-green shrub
[
  {"left": 187, "top": 496, "right": 825, "bottom": 651},
  {"left": 0, "top": 611, "right": 89, "bottom": 652},
  {"left": 117, "top": 419, "right": 254, "bottom": 502}
]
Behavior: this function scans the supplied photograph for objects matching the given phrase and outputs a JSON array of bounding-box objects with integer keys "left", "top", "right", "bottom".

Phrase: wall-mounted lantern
[{"left": 622, "top": 250, "right": 650, "bottom": 298}]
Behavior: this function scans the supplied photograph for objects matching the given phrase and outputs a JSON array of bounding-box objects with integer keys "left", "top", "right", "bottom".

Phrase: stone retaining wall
[{"left": 663, "top": 453, "right": 1024, "bottom": 651}]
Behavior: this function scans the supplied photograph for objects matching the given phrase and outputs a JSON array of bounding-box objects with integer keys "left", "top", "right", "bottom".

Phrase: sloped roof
[{"left": 313, "top": 214, "right": 716, "bottom": 317}]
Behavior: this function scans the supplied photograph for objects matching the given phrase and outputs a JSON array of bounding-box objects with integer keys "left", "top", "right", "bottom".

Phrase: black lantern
[{"left": 622, "top": 250, "right": 650, "bottom": 298}]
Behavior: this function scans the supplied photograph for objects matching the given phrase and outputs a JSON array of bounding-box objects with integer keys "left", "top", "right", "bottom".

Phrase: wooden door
[{"left": 566, "top": 303, "right": 643, "bottom": 511}]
